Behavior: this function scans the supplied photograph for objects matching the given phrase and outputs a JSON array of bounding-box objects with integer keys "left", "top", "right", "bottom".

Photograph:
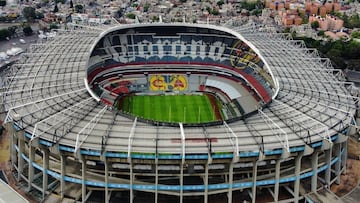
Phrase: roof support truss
[
  {"left": 179, "top": 123, "right": 186, "bottom": 164},
  {"left": 5, "top": 88, "right": 86, "bottom": 123},
  {"left": 223, "top": 121, "right": 239, "bottom": 160},
  {"left": 74, "top": 105, "right": 108, "bottom": 154},
  {"left": 30, "top": 97, "right": 94, "bottom": 141},
  {"left": 273, "top": 99, "right": 331, "bottom": 143},
  {"left": 127, "top": 117, "right": 138, "bottom": 160},
  {"left": 258, "top": 108, "right": 290, "bottom": 152}
]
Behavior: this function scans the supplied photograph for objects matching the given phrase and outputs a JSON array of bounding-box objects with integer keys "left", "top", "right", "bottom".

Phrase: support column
[
  {"left": 11, "top": 129, "right": 17, "bottom": 169},
  {"left": 155, "top": 162, "right": 158, "bottom": 203},
  {"left": 325, "top": 148, "right": 332, "bottom": 186},
  {"left": 311, "top": 151, "right": 319, "bottom": 193},
  {"left": 341, "top": 141, "right": 348, "bottom": 174},
  {"left": 81, "top": 157, "right": 86, "bottom": 203},
  {"left": 180, "top": 163, "right": 184, "bottom": 203},
  {"left": 294, "top": 153, "right": 303, "bottom": 203},
  {"left": 228, "top": 162, "right": 233, "bottom": 203},
  {"left": 251, "top": 161, "right": 258, "bottom": 203},
  {"left": 204, "top": 164, "right": 208, "bottom": 203},
  {"left": 4, "top": 122, "right": 17, "bottom": 169},
  {"left": 28, "top": 144, "right": 35, "bottom": 191},
  {"left": 104, "top": 159, "right": 109, "bottom": 203},
  {"left": 130, "top": 161, "right": 134, "bottom": 203},
  {"left": 60, "top": 155, "right": 66, "bottom": 199},
  {"left": 17, "top": 132, "right": 25, "bottom": 181},
  {"left": 42, "top": 149, "right": 49, "bottom": 199},
  {"left": 274, "top": 159, "right": 281, "bottom": 202},
  {"left": 335, "top": 143, "right": 341, "bottom": 184}
]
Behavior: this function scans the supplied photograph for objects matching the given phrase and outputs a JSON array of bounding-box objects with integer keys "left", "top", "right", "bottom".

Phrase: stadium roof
[{"left": 1, "top": 22, "right": 358, "bottom": 160}]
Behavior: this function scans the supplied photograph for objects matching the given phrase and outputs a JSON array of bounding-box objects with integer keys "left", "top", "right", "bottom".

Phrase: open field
[{"left": 118, "top": 94, "right": 222, "bottom": 123}]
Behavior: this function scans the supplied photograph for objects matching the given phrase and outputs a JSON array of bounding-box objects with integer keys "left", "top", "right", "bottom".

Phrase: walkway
[{"left": 0, "top": 179, "right": 29, "bottom": 203}]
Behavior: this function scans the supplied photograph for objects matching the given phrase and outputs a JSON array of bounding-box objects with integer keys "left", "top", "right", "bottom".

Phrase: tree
[
  {"left": 50, "top": 23, "right": 59, "bottom": 30},
  {"left": 318, "top": 30, "right": 325, "bottom": 36},
  {"left": 22, "top": 7, "right": 36, "bottom": 22},
  {"left": 311, "top": 21, "right": 319, "bottom": 29},
  {"left": 0, "top": 29, "right": 11, "bottom": 41},
  {"left": 212, "top": 8, "right": 219, "bottom": 15},
  {"left": 349, "top": 14, "right": 360, "bottom": 28},
  {"left": 152, "top": 15, "right": 159, "bottom": 22},
  {"left": 217, "top": 0, "right": 224, "bottom": 6},
  {"left": 0, "top": 0, "right": 6, "bottom": 7},
  {"left": 35, "top": 11, "right": 44, "bottom": 19},
  {"left": 75, "top": 4, "right": 84, "bottom": 13},
  {"left": 240, "top": 1, "right": 257, "bottom": 11},
  {"left": 8, "top": 26, "right": 18, "bottom": 36},
  {"left": 53, "top": 4, "right": 59, "bottom": 13},
  {"left": 143, "top": 3, "right": 150, "bottom": 12},
  {"left": 343, "top": 40, "right": 360, "bottom": 59},
  {"left": 351, "top": 31, "right": 360, "bottom": 39},
  {"left": 126, "top": 13, "right": 136, "bottom": 19},
  {"left": 23, "top": 24, "right": 33, "bottom": 36},
  {"left": 116, "top": 8, "right": 123, "bottom": 18}
]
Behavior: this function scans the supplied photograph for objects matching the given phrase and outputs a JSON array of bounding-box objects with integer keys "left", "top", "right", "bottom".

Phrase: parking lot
[
  {"left": 0, "top": 23, "right": 39, "bottom": 67},
  {"left": 0, "top": 34, "right": 38, "bottom": 66}
]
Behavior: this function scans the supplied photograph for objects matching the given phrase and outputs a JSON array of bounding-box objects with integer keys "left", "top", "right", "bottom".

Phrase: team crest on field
[{"left": 149, "top": 75, "right": 187, "bottom": 91}]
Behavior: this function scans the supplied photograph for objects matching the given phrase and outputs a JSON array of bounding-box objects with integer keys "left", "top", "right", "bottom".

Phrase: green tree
[
  {"left": 351, "top": 31, "right": 360, "bottom": 39},
  {"left": 318, "top": 30, "right": 325, "bottom": 36},
  {"left": 206, "top": 6, "right": 211, "bottom": 13},
  {"left": 143, "top": 3, "right": 150, "bottom": 12},
  {"left": 299, "top": 12, "right": 308, "bottom": 24},
  {"left": 126, "top": 13, "right": 136, "bottom": 19},
  {"left": 50, "top": 23, "right": 59, "bottom": 30},
  {"left": 212, "top": 8, "right": 219, "bottom": 15},
  {"left": 53, "top": 4, "right": 59, "bottom": 13},
  {"left": 343, "top": 13, "right": 350, "bottom": 27},
  {"left": 116, "top": 8, "right": 123, "bottom": 17},
  {"left": 240, "top": 1, "right": 257, "bottom": 11},
  {"left": 22, "top": 7, "right": 36, "bottom": 22},
  {"left": 35, "top": 11, "right": 44, "bottom": 19},
  {"left": 75, "top": 4, "right": 84, "bottom": 13},
  {"left": 217, "top": 0, "right": 224, "bottom": 6},
  {"left": 251, "top": 9, "right": 262, "bottom": 16},
  {"left": 283, "top": 27, "right": 291, "bottom": 33},
  {"left": 349, "top": 14, "right": 360, "bottom": 28},
  {"left": 7, "top": 26, "right": 18, "bottom": 36},
  {"left": 0, "top": 29, "right": 11, "bottom": 41},
  {"left": 0, "top": 0, "right": 6, "bottom": 7},
  {"left": 344, "top": 40, "right": 360, "bottom": 59},
  {"left": 152, "top": 15, "right": 159, "bottom": 22},
  {"left": 23, "top": 24, "right": 33, "bottom": 36},
  {"left": 311, "top": 21, "right": 319, "bottom": 29}
]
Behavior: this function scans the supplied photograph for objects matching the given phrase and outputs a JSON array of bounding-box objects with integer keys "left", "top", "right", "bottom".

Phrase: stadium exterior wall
[
  {"left": 1, "top": 22, "right": 357, "bottom": 203},
  {"left": 5, "top": 121, "right": 349, "bottom": 203}
]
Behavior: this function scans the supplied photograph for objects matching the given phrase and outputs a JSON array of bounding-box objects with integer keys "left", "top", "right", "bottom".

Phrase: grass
[{"left": 119, "top": 94, "right": 221, "bottom": 123}]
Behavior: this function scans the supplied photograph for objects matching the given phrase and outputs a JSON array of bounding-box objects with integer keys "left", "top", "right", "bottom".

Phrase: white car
[{"left": 19, "top": 39, "right": 26, "bottom": 44}]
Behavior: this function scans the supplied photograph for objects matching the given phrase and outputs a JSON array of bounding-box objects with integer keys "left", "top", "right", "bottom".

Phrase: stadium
[{"left": 0, "top": 22, "right": 358, "bottom": 203}]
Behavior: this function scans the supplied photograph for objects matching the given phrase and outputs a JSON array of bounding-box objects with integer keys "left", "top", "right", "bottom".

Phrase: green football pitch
[{"left": 119, "top": 94, "right": 222, "bottom": 123}]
